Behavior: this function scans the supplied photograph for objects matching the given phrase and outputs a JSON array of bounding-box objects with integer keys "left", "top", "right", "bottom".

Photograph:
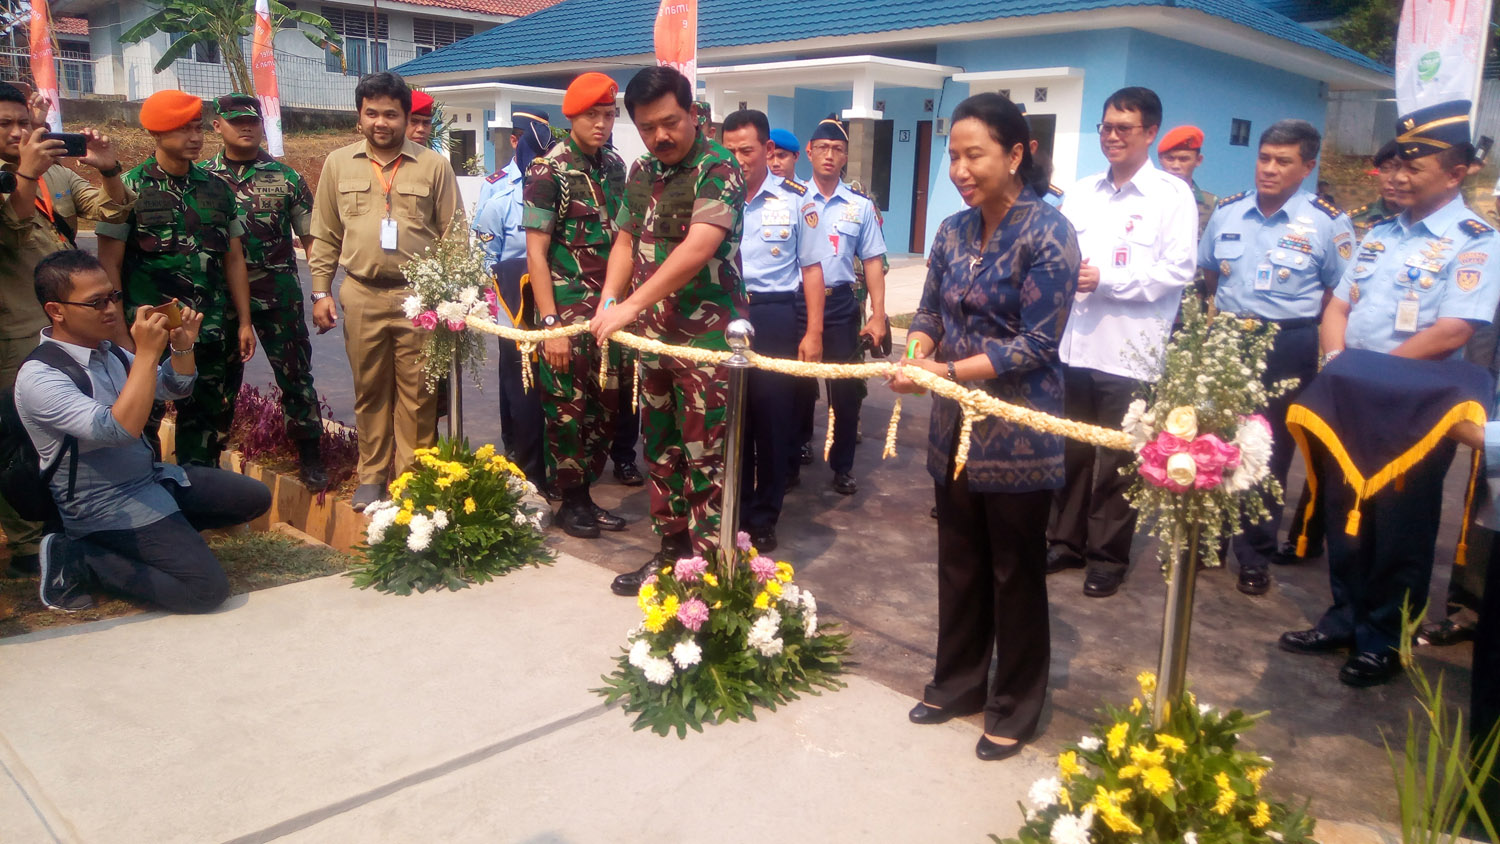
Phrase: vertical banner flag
[
  {"left": 252, "top": 0, "right": 285, "bottom": 156},
  {"left": 1395, "top": 0, "right": 1492, "bottom": 120},
  {"left": 28, "top": 0, "right": 60, "bottom": 129},
  {"left": 653, "top": 0, "right": 697, "bottom": 87}
]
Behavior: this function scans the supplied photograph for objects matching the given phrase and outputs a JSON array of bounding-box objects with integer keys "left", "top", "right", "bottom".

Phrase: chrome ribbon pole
[
  {"left": 447, "top": 355, "right": 464, "bottom": 441},
  {"left": 1153, "top": 518, "right": 1202, "bottom": 727},
  {"left": 717, "top": 319, "right": 754, "bottom": 578}
]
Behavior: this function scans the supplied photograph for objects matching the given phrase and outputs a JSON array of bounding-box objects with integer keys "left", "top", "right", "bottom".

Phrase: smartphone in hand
[
  {"left": 41, "top": 132, "right": 87, "bottom": 157},
  {"left": 144, "top": 300, "right": 183, "bottom": 329}
]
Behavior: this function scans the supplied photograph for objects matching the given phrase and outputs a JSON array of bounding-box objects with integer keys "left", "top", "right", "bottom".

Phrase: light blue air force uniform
[
  {"left": 805, "top": 182, "right": 887, "bottom": 286},
  {"left": 1199, "top": 190, "right": 1354, "bottom": 320},
  {"left": 471, "top": 166, "right": 525, "bottom": 265},
  {"left": 743, "top": 177, "right": 827, "bottom": 294},
  {"left": 1337, "top": 194, "right": 1500, "bottom": 356}
]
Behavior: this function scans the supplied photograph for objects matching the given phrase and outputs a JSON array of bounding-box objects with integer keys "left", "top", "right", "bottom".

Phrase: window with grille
[
  {"left": 322, "top": 6, "right": 389, "bottom": 76},
  {"left": 169, "top": 31, "right": 219, "bottom": 64},
  {"left": 413, "top": 17, "right": 473, "bottom": 50}
]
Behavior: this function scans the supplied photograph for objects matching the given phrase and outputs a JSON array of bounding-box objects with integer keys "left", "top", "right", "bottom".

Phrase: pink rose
[
  {"left": 445, "top": 318, "right": 467, "bottom": 332},
  {"left": 1189, "top": 433, "right": 1241, "bottom": 473},
  {"left": 412, "top": 310, "right": 439, "bottom": 330},
  {"left": 1139, "top": 456, "right": 1171, "bottom": 488},
  {"left": 1153, "top": 432, "right": 1189, "bottom": 456},
  {"left": 1193, "top": 465, "right": 1224, "bottom": 490},
  {"left": 483, "top": 288, "right": 500, "bottom": 318}
]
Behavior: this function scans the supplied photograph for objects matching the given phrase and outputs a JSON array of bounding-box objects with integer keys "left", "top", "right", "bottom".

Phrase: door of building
[
  {"left": 910, "top": 119, "right": 932, "bottom": 253},
  {"left": 449, "top": 130, "right": 477, "bottom": 173}
]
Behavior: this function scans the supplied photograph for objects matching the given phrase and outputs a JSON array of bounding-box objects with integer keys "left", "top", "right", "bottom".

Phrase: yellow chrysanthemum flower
[
  {"left": 1092, "top": 787, "right": 1141, "bottom": 835},
  {"left": 753, "top": 592, "right": 770, "bottom": 610},
  {"left": 1213, "top": 786, "right": 1236, "bottom": 816},
  {"left": 394, "top": 510, "right": 412, "bottom": 526},
  {"left": 436, "top": 477, "right": 453, "bottom": 488},
  {"left": 1155, "top": 733, "right": 1187, "bottom": 754},
  {"left": 702, "top": 573, "right": 719, "bottom": 587},
  {"left": 1251, "top": 800, "right": 1271, "bottom": 827},
  {"left": 1215, "top": 772, "right": 1231, "bottom": 790},
  {"left": 1129, "top": 744, "right": 1165, "bottom": 768},
  {"left": 1246, "top": 766, "right": 1267, "bottom": 789},
  {"left": 661, "top": 566, "right": 673, "bottom": 576},
  {"left": 414, "top": 447, "right": 437, "bottom": 458},
  {"left": 1117, "top": 765, "right": 1139, "bottom": 780},
  {"left": 425, "top": 505, "right": 435, "bottom": 512},
  {"left": 1107, "top": 722, "right": 1129, "bottom": 757},
  {"left": 774, "top": 562, "right": 794, "bottom": 582},
  {"left": 660, "top": 595, "right": 680, "bottom": 619},
  {"left": 637, "top": 583, "right": 657, "bottom": 610},
  {"left": 764, "top": 579, "right": 783, "bottom": 597},
  {"left": 475, "top": 444, "right": 496, "bottom": 461},
  {"left": 1058, "top": 750, "right": 1084, "bottom": 780},
  {"left": 401, "top": 497, "right": 414, "bottom": 511},
  {"left": 643, "top": 607, "right": 669, "bottom": 633},
  {"left": 1137, "top": 671, "right": 1157, "bottom": 697},
  {"left": 464, "top": 498, "right": 477, "bottom": 514},
  {"left": 1141, "top": 765, "right": 1173, "bottom": 796},
  {"left": 1129, "top": 697, "right": 1143, "bottom": 715}
]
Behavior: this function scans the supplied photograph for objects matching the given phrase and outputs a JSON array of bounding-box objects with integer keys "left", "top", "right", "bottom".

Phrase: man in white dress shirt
[{"left": 1046, "top": 86, "right": 1198, "bottom": 598}]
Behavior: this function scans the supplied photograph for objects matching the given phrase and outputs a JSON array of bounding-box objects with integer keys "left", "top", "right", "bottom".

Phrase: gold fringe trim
[
  {"left": 824, "top": 404, "right": 835, "bottom": 463},
  {"left": 953, "top": 408, "right": 975, "bottom": 480},
  {"left": 883, "top": 398, "right": 902, "bottom": 459}
]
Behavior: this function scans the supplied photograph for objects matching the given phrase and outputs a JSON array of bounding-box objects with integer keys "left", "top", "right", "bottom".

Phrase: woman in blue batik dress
[{"left": 889, "top": 93, "right": 1080, "bottom": 761}]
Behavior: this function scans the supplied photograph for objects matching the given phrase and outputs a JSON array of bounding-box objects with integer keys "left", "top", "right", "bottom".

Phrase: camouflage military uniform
[
  {"left": 96, "top": 158, "right": 246, "bottom": 467},
  {"left": 523, "top": 137, "right": 628, "bottom": 491},
  {"left": 204, "top": 151, "right": 322, "bottom": 443},
  {"left": 616, "top": 134, "right": 746, "bottom": 551},
  {"left": 1190, "top": 180, "right": 1219, "bottom": 306},
  {"left": 1350, "top": 197, "right": 1401, "bottom": 239}
]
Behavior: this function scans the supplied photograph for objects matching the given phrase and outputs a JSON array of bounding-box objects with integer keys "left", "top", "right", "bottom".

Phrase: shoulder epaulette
[
  {"left": 1461, "top": 218, "right": 1495, "bottom": 237},
  {"left": 845, "top": 182, "right": 869, "bottom": 199},
  {"left": 1351, "top": 204, "right": 1369, "bottom": 217},
  {"left": 1047, "top": 183, "right": 1064, "bottom": 198},
  {"left": 1312, "top": 196, "right": 1342, "bottom": 219},
  {"left": 781, "top": 177, "right": 807, "bottom": 196},
  {"left": 486, "top": 171, "right": 504, "bottom": 184},
  {"left": 1217, "top": 190, "right": 1249, "bottom": 209}
]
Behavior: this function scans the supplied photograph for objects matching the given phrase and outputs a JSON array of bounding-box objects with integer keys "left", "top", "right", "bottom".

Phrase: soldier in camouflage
[
  {"left": 591, "top": 67, "right": 746, "bottom": 596},
  {"left": 1349, "top": 140, "right": 1406, "bottom": 239},
  {"left": 204, "top": 93, "right": 327, "bottom": 490},
  {"left": 96, "top": 90, "right": 256, "bottom": 468},
  {"left": 525, "top": 72, "right": 631, "bottom": 539}
]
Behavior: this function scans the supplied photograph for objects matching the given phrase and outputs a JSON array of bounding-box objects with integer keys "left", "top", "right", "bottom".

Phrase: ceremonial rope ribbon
[{"left": 466, "top": 314, "right": 1135, "bottom": 476}]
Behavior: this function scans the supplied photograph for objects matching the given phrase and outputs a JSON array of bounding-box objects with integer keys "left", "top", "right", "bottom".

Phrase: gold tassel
[
  {"left": 824, "top": 404, "right": 835, "bottom": 463},
  {"left": 882, "top": 397, "right": 902, "bottom": 459},
  {"left": 953, "top": 407, "right": 975, "bottom": 480},
  {"left": 1344, "top": 506, "right": 1361, "bottom": 536},
  {"left": 632, "top": 359, "right": 641, "bottom": 414},
  {"left": 518, "top": 341, "right": 536, "bottom": 392},
  {"left": 598, "top": 338, "right": 610, "bottom": 391}
]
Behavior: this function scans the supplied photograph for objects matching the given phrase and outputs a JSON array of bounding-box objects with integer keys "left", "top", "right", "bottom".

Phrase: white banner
[
  {"left": 1395, "top": 0, "right": 1492, "bottom": 116},
  {"left": 252, "top": 0, "right": 285, "bottom": 157}
]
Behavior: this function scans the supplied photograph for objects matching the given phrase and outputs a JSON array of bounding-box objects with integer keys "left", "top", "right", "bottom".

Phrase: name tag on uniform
[
  {"left": 1113, "top": 244, "right": 1130, "bottom": 268},
  {"left": 1396, "top": 298, "right": 1420, "bottom": 333},
  {"left": 1255, "top": 264, "right": 1273, "bottom": 291},
  {"left": 380, "top": 218, "right": 398, "bottom": 250}
]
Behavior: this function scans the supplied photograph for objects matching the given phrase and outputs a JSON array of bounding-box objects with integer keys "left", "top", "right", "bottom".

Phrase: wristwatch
[
  {"left": 311, "top": 292, "right": 331, "bottom": 303},
  {"left": 98, "top": 163, "right": 123, "bottom": 178},
  {"left": 541, "top": 314, "right": 560, "bottom": 328}
]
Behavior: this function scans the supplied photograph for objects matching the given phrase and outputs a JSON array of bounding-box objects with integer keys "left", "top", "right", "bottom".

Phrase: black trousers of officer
[
  {"left": 1232, "top": 321, "right": 1319, "bottom": 573},
  {"left": 926, "top": 448, "right": 1051, "bottom": 740},
  {"left": 740, "top": 293, "right": 801, "bottom": 533},
  {"left": 1313, "top": 437, "right": 1455, "bottom": 655},
  {"left": 1047, "top": 365, "right": 1143, "bottom": 577},
  {"left": 611, "top": 377, "right": 640, "bottom": 468},
  {"left": 497, "top": 337, "right": 546, "bottom": 486},
  {"left": 793, "top": 284, "right": 861, "bottom": 475}
]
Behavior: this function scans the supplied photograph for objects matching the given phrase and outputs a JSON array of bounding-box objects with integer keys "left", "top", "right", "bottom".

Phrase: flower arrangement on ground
[
  {"left": 996, "top": 672, "right": 1317, "bottom": 843},
  {"left": 594, "top": 533, "right": 851, "bottom": 737},
  {"left": 399, "top": 222, "right": 499, "bottom": 389},
  {"left": 1122, "top": 296, "right": 1290, "bottom": 568},
  {"left": 350, "top": 439, "right": 551, "bottom": 594}
]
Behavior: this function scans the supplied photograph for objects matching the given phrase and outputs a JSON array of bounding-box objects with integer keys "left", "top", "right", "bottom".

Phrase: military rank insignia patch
[
  {"left": 1457, "top": 268, "right": 1481, "bottom": 291},
  {"left": 804, "top": 211, "right": 818, "bottom": 228}
]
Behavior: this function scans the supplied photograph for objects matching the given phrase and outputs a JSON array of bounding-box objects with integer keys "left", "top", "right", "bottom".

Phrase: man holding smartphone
[{"left": 0, "top": 81, "right": 132, "bottom": 575}]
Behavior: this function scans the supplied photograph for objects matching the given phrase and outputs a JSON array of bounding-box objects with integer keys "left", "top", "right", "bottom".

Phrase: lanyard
[
  {"left": 34, "top": 185, "right": 53, "bottom": 223},
  {"left": 370, "top": 156, "right": 403, "bottom": 216}
]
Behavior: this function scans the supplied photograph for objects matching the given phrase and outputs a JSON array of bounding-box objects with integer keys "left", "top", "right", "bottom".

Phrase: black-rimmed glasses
[{"left": 56, "top": 290, "right": 123, "bottom": 311}]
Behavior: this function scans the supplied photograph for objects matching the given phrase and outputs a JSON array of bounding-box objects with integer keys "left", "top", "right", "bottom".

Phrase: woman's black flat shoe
[
  {"left": 908, "top": 701, "right": 963, "bottom": 725},
  {"left": 976, "top": 735, "right": 1026, "bottom": 761}
]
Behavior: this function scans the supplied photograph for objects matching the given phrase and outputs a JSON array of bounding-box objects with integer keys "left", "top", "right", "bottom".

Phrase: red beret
[
  {"left": 1157, "top": 125, "right": 1204, "bottom": 154},
  {"left": 140, "top": 90, "right": 203, "bottom": 133},
  {"left": 411, "top": 91, "right": 434, "bottom": 117},
  {"left": 563, "top": 72, "right": 618, "bottom": 118}
]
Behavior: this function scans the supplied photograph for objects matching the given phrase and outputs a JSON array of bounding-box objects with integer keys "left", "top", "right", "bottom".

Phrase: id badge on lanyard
[{"left": 372, "top": 158, "right": 403, "bottom": 251}]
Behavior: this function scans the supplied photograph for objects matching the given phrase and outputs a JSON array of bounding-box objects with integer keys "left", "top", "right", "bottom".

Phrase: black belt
[
  {"left": 346, "top": 272, "right": 407, "bottom": 289},
  {"left": 748, "top": 291, "right": 799, "bottom": 304}
]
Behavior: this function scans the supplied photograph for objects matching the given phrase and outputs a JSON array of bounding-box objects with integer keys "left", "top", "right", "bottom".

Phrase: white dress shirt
[{"left": 1058, "top": 160, "right": 1197, "bottom": 380}]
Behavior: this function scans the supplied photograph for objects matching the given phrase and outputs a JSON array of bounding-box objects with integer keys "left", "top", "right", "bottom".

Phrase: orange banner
[
  {"left": 28, "top": 0, "right": 60, "bottom": 129},
  {"left": 252, "top": 0, "right": 284, "bottom": 156},
  {"left": 653, "top": 0, "right": 697, "bottom": 87}
]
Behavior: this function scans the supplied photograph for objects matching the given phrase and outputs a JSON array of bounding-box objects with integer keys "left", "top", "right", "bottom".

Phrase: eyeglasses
[
  {"left": 808, "top": 143, "right": 847, "bottom": 156},
  {"left": 55, "top": 290, "right": 123, "bottom": 311},
  {"left": 1097, "top": 123, "right": 1144, "bottom": 137}
]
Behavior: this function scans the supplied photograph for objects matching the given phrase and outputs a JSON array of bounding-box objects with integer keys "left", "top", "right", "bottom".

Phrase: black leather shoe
[
  {"left": 558, "top": 503, "right": 600, "bottom": 539},
  {"left": 1046, "top": 546, "right": 1085, "bottom": 575},
  {"left": 1339, "top": 651, "right": 1402, "bottom": 687},
  {"left": 1278, "top": 628, "right": 1353, "bottom": 655},
  {"left": 833, "top": 473, "right": 857, "bottom": 495},
  {"left": 610, "top": 558, "right": 658, "bottom": 596},
  {"left": 749, "top": 529, "right": 777, "bottom": 553},
  {"left": 1083, "top": 568, "right": 1123, "bottom": 598},
  {"left": 613, "top": 463, "right": 645, "bottom": 486},
  {"left": 541, "top": 484, "right": 563, "bottom": 504},
  {"left": 1417, "top": 619, "right": 1476, "bottom": 647},
  {"left": 1237, "top": 567, "right": 1271, "bottom": 596},
  {"left": 799, "top": 444, "right": 813, "bottom": 466},
  {"left": 908, "top": 701, "right": 968, "bottom": 725},
  {"left": 591, "top": 505, "right": 627, "bottom": 532},
  {"left": 976, "top": 735, "right": 1026, "bottom": 762}
]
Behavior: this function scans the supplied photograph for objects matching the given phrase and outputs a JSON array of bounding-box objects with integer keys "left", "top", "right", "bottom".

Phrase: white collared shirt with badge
[
  {"left": 1199, "top": 190, "right": 1354, "bottom": 320},
  {"left": 743, "top": 177, "right": 828, "bottom": 294},
  {"left": 802, "top": 181, "right": 887, "bottom": 286},
  {"left": 1336, "top": 193, "right": 1500, "bottom": 356},
  {"left": 1057, "top": 160, "right": 1198, "bottom": 380}
]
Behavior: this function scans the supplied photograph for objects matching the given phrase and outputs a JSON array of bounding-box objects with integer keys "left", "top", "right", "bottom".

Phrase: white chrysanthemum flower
[
  {"left": 748, "top": 615, "right": 778, "bottom": 647},
  {"left": 1078, "top": 735, "right": 1102, "bottom": 752},
  {"left": 671, "top": 639, "right": 702, "bottom": 668},
  {"left": 803, "top": 612, "right": 818, "bottom": 637},
  {"left": 1120, "top": 399, "right": 1153, "bottom": 449},
  {"left": 406, "top": 513, "right": 433, "bottom": 551},
  {"left": 431, "top": 509, "right": 449, "bottom": 529},
  {"left": 402, "top": 295, "right": 424, "bottom": 319},
  {"left": 458, "top": 286, "right": 479, "bottom": 308},
  {"left": 1049, "top": 807, "right": 1095, "bottom": 844},
  {"left": 1184, "top": 832, "right": 1198, "bottom": 844},
  {"left": 780, "top": 583, "right": 801, "bottom": 607},
  {"left": 435, "top": 300, "right": 467, "bottom": 324},
  {"left": 763, "top": 608, "right": 782, "bottom": 628},
  {"left": 642, "top": 656, "right": 675, "bottom": 685},
  {"left": 628, "top": 638, "right": 651, "bottom": 669},
  {"left": 800, "top": 590, "right": 817, "bottom": 614},
  {"left": 1198, "top": 702, "right": 1213, "bottom": 716},
  {"left": 1028, "top": 776, "right": 1060, "bottom": 809},
  {"left": 754, "top": 636, "right": 784, "bottom": 657}
]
